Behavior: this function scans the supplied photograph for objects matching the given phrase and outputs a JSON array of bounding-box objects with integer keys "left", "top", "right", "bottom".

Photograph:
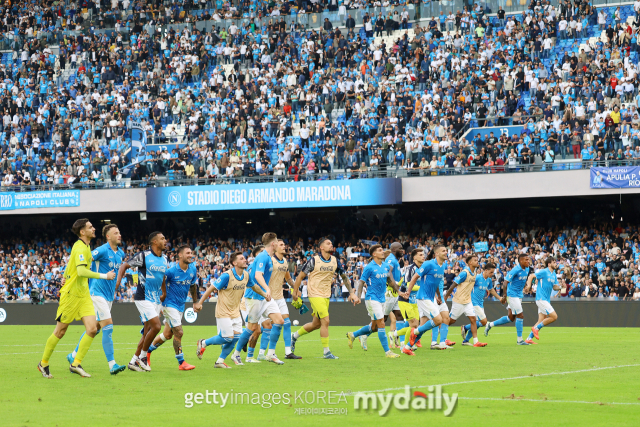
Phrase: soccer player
[
  {"left": 232, "top": 232, "right": 286, "bottom": 365},
  {"left": 346, "top": 244, "right": 400, "bottom": 358},
  {"left": 263, "top": 239, "right": 301, "bottom": 359},
  {"left": 232, "top": 245, "right": 265, "bottom": 363},
  {"left": 116, "top": 231, "right": 168, "bottom": 371},
  {"left": 460, "top": 262, "right": 500, "bottom": 345},
  {"left": 66, "top": 223, "right": 126, "bottom": 375},
  {"left": 391, "top": 248, "right": 423, "bottom": 355},
  {"left": 443, "top": 255, "right": 487, "bottom": 347},
  {"left": 38, "top": 219, "right": 116, "bottom": 379},
  {"left": 401, "top": 244, "right": 447, "bottom": 352},
  {"left": 291, "top": 237, "right": 358, "bottom": 359},
  {"left": 146, "top": 245, "right": 198, "bottom": 370},
  {"left": 524, "top": 257, "right": 561, "bottom": 344},
  {"left": 484, "top": 254, "right": 532, "bottom": 345},
  {"left": 196, "top": 252, "right": 267, "bottom": 368},
  {"left": 384, "top": 243, "right": 405, "bottom": 348},
  {"left": 429, "top": 258, "right": 457, "bottom": 350}
]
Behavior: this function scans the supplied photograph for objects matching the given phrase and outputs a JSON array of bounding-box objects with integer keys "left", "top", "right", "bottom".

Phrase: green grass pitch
[{"left": 1, "top": 325, "right": 639, "bottom": 426}]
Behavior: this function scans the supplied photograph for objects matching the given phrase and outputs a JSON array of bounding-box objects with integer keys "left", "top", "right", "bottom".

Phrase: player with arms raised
[
  {"left": 66, "top": 223, "right": 126, "bottom": 375},
  {"left": 291, "top": 237, "right": 358, "bottom": 359},
  {"left": 146, "top": 245, "right": 198, "bottom": 370}
]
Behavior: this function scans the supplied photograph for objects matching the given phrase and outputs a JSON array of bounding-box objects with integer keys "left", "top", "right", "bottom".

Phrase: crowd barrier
[{"left": 1, "top": 301, "right": 638, "bottom": 327}]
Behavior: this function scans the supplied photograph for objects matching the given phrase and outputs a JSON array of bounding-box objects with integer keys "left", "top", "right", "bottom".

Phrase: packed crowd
[
  {"left": 2, "top": 209, "right": 640, "bottom": 303},
  {"left": 8, "top": 1, "right": 640, "bottom": 188}
]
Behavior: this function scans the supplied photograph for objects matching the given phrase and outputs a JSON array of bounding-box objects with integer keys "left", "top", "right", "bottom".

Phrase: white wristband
[{"left": 99, "top": 273, "right": 108, "bottom": 280}]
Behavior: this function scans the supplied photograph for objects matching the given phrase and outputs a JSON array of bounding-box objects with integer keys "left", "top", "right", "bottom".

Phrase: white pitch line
[
  {"left": 458, "top": 397, "right": 640, "bottom": 406},
  {"left": 347, "top": 364, "right": 640, "bottom": 395}
]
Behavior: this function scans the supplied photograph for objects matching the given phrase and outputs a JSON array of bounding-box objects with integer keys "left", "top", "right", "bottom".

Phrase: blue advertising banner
[
  {"left": 465, "top": 126, "right": 524, "bottom": 141},
  {"left": 590, "top": 167, "right": 640, "bottom": 189},
  {"left": 0, "top": 190, "right": 80, "bottom": 211},
  {"left": 147, "top": 179, "right": 401, "bottom": 212}
]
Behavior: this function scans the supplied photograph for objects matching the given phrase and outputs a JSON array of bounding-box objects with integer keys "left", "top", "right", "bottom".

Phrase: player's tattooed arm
[
  {"left": 356, "top": 279, "right": 366, "bottom": 299},
  {"left": 292, "top": 271, "right": 307, "bottom": 300},
  {"left": 340, "top": 273, "right": 360, "bottom": 305},
  {"left": 189, "top": 284, "right": 198, "bottom": 307}
]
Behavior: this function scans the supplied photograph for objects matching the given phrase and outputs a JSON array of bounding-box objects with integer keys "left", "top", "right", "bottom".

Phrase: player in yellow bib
[
  {"left": 38, "top": 219, "right": 116, "bottom": 379},
  {"left": 291, "top": 237, "right": 359, "bottom": 359}
]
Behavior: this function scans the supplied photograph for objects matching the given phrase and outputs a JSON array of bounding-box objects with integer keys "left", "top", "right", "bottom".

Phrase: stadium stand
[
  {"left": 4, "top": 1, "right": 640, "bottom": 189},
  {"left": 2, "top": 208, "right": 639, "bottom": 303}
]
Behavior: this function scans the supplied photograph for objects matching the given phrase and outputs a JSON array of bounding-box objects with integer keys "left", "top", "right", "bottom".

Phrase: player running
[
  {"left": 232, "top": 232, "right": 286, "bottom": 365},
  {"left": 66, "top": 223, "right": 126, "bottom": 375},
  {"left": 524, "top": 257, "right": 561, "bottom": 344},
  {"left": 443, "top": 255, "right": 487, "bottom": 347},
  {"left": 484, "top": 254, "right": 532, "bottom": 345},
  {"left": 292, "top": 237, "right": 358, "bottom": 359},
  {"left": 116, "top": 231, "right": 168, "bottom": 371},
  {"left": 401, "top": 244, "right": 447, "bottom": 352},
  {"left": 391, "top": 248, "right": 423, "bottom": 355},
  {"left": 460, "top": 262, "right": 500, "bottom": 345},
  {"left": 430, "top": 258, "right": 458, "bottom": 350},
  {"left": 384, "top": 243, "right": 406, "bottom": 349},
  {"left": 38, "top": 219, "right": 116, "bottom": 379},
  {"left": 196, "top": 252, "right": 267, "bottom": 368},
  {"left": 347, "top": 244, "right": 401, "bottom": 358},
  {"left": 146, "top": 245, "right": 198, "bottom": 370}
]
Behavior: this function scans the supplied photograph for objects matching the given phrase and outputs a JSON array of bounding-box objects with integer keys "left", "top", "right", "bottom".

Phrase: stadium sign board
[
  {"left": 0, "top": 190, "right": 80, "bottom": 211},
  {"left": 590, "top": 167, "right": 640, "bottom": 189},
  {"left": 146, "top": 179, "right": 401, "bottom": 212}
]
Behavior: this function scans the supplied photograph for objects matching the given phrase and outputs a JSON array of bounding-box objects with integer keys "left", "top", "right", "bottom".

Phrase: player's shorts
[
  {"left": 240, "top": 310, "right": 248, "bottom": 323},
  {"left": 398, "top": 301, "right": 419, "bottom": 321},
  {"left": 135, "top": 300, "right": 163, "bottom": 322},
  {"left": 56, "top": 292, "right": 95, "bottom": 324},
  {"left": 434, "top": 297, "right": 449, "bottom": 313},
  {"left": 365, "top": 299, "right": 384, "bottom": 320},
  {"left": 506, "top": 297, "right": 523, "bottom": 315},
  {"left": 246, "top": 298, "right": 279, "bottom": 323},
  {"left": 416, "top": 299, "right": 439, "bottom": 319},
  {"left": 91, "top": 295, "right": 113, "bottom": 322},
  {"left": 536, "top": 300, "right": 555, "bottom": 315},
  {"left": 309, "top": 297, "right": 330, "bottom": 319},
  {"left": 383, "top": 295, "right": 400, "bottom": 316},
  {"left": 162, "top": 306, "right": 184, "bottom": 328},
  {"left": 275, "top": 298, "right": 289, "bottom": 316},
  {"left": 450, "top": 301, "right": 475, "bottom": 320},
  {"left": 217, "top": 317, "right": 242, "bottom": 337},
  {"left": 473, "top": 305, "right": 486, "bottom": 321}
]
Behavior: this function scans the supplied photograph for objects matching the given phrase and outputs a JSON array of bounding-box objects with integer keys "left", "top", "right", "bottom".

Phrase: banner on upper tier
[
  {"left": 0, "top": 190, "right": 80, "bottom": 211},
  {"left": 590, "top": 167, "right": 640, "bottom": 189},
  {"left": 146, "top": 179, "right": 402, "bottom": 212}
]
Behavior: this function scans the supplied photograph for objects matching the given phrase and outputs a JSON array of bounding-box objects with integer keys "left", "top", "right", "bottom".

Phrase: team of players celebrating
[{"left": 37, "top": 220, "right": 562, "bottom": 378}]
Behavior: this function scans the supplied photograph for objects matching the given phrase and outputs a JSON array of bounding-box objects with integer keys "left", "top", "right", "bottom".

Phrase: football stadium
[{"left": 1, "top": 1, "right": 640, "bottom": 425}]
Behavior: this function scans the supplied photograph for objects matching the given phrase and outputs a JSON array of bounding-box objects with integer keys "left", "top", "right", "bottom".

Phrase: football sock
[
  {"left": 247, "top": 347, "right": 255, "bottom": 358},
  {"left": 293, "top": 326, "right": 309, "bottom": 339},
  {"left": 431, "top": 325, "right": 439, "bottom": 344},
  {"left": 439, "top": 324, "right": 449, "bottom": 343},
  {"left": 204, "top": 335, "right": 228, "bottom": 346},
  {"left": 352, "top": 324, "right": 372, "bottom": 338},
  {"left": 283, "top": 318, "right": 292, "bottom": 355},
  {"left": 260, "top": 328, "right": 271, "bottom": 352},
  {"left": 233, "top": 328, "right": 253, "bottom": 356},
  {"left": 321, "top": 336, "right": 330, "bottom": 354},
  {"left": 176, "top": 353, "right": 185, "bottom": 365},
  {"left": 516, "top": 318, "right": 524, "bottom": 341},
  {"left": 378, "top": 329, "right": 390, "bottom": 352},
  {"left": 268, "top": 324, "right": 282, "bottom": 350},
  {"left": 491, "top": 316, "right": 512, "bottom": 327},
  {"left": 41, "top": 333, "right": 61, "bottom": 366},
  {"left": 416, "top": 320, "right": 436, "bottom": 339},
  {"left": 72, "top": 333, "right": 94, "bottom": 366},
  {"left": 102, "top": 324, "right": 115, "bottom": 363}
]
